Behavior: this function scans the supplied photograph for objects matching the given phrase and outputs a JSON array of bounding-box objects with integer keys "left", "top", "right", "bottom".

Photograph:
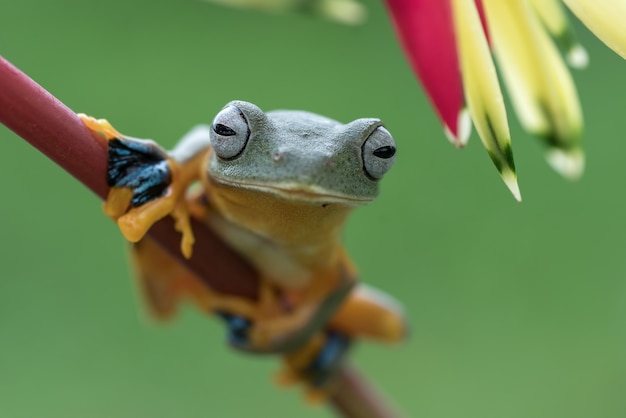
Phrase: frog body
[{"left": 79, "top": 101, "right": 406, "bottom": 393}]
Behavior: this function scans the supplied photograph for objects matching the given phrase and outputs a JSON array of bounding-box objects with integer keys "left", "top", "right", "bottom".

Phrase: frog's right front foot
[
  {"left": 106, "top": 136, "right": 172, "bottom": 215},
  {"left": 79, "top": 114, "right": 194, "bottom": 255}
]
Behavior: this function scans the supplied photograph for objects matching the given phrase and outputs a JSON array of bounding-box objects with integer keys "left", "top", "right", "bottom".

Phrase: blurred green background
[{"left": 2, "top": 1, "right": 626, "bottom": 417}]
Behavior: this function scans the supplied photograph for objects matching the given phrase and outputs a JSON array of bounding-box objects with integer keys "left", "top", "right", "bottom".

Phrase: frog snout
[{"left": 271, "top": 147, "right": 336, "bottom": 170}]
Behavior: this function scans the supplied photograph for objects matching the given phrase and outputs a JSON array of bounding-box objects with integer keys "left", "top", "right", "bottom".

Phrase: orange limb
[
  {"left": 131, "top": 237, "right": 261, "bottom": 321},
  {"left": 112, "top": 155, "right": 206, "bottom": 257},
  {"left": 329, "top": 284, "right": 407, "bottom": 343},
  {"left": 79, "top": 113, "right": 210, "bottom": 259},
  {"left": 103, "top": 187, "right": 133, "bottom": 219}
]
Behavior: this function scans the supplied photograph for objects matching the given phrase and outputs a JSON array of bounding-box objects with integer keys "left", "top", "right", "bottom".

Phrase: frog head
[{"left": 207, "top": 100, "right": 396, "bottom": 207}]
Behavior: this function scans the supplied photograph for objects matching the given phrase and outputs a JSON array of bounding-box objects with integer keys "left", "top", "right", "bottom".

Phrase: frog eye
[
  {"left": 210, "top": 105, "right": 251, "bottom": 160},
  {"left": 361, "top": 126, "right": 396, "bottom": 180}
]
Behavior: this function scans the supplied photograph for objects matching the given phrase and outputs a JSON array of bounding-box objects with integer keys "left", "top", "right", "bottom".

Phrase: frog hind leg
[
  {"left": 273, "top": 330, "right": 352, "bottom": 404},
  {"left": 328, "top": 283, "right": 408, "bottom": 343},
  {"left": 130, "top": 237, "right": 218, "bottom": 320},
  {"left": 130, "top": 238, "right": 190, "bottom": 320},
  {"left": 274, "top": 284, "right": 407, "bottom": 402},
  {"left": 131, "top": 236, "right": 262, "bottom": 323}
]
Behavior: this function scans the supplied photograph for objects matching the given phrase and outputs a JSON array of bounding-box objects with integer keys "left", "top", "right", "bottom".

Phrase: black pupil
[
  {"left": 373, "top": 145, "right": 396, "bottom": 159},
  {"left": 213, "top": 123, "right": 236, "bottom": 136}
]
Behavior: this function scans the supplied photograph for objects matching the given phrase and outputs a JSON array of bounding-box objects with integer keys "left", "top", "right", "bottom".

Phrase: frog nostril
[{"left": 272, "top": 151, "right": 284, "bottom": 163}]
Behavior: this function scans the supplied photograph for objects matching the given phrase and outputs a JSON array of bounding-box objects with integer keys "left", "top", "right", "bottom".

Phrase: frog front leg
[
  {"left": 79, "top": 115, "right": 212, "bottom": 258},
  {"left": 242, "top": 253, "right": 358, "bottom": 352}
]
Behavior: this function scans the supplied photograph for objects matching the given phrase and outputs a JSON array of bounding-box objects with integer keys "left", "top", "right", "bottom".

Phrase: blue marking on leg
[
  {"left": 305, "top": 331, "right": 351, "bottom": 387},
  {"left": 130, "top": 161, "right": 171, "bottom": 206},
  {"left": 107, "top": 138, "right": 172, "bottom": 208},
  {"left": 216, "top": 311, "right": 252, "bottom": 348}
]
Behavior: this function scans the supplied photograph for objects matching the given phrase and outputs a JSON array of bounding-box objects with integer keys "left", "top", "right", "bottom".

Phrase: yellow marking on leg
[
  {"left": 117, "top": 190, "right": 179, "bottom": 242},
  {"left": 114, "top": 159, "right": 194, "bottom": 246},
  {"left": 103, "top": 187, "right": 133, "bottom": 219},
  {"left": 172, "top": 202, "right": 195, "bottom": 259}
]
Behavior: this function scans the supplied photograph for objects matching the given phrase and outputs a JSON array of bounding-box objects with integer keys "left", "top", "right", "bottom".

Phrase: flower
[
  {"left": 203, "top": 0, "right": 367, "bottom": 25},
  {"left": 385, "top": 0, "right": 626, "bottom": 200}
]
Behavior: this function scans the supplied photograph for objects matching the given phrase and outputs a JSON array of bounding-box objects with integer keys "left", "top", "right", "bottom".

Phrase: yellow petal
[
  {"left": 318, "top": 0, "right": 367, "bottom": 25},
  {"left": 528, "top": 0, "right": 588, "bottom": 68},
  {"left": 202, "top": 0, "right": 366, "bottom": 25},
  {"left": 451, "top": 0, "right": 521, "bottom": 201},
  {"left": 483, "top": 0, "right": 584, "bottom": 180},
  {"left": 564, "top": 0, "right": 626, "bottom": 59},
  {"left": 203, "top": 0, "right": 295, "bottom": 12}
]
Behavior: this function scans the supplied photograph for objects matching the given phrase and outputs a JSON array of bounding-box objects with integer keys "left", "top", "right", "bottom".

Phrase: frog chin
[{"left": 213, "top": 177, "right": 372, "bottom": 206}]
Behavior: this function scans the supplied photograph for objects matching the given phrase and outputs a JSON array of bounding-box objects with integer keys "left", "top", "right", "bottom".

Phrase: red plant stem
[
  {"left": 0, "top": 54, "right": 258, "bottom": 299},
  {"left": 331, "top": 364, "right": 402, "bottom": 418},
  {"left": 0, "top": 55, "right": 402, "bottom": 418}
]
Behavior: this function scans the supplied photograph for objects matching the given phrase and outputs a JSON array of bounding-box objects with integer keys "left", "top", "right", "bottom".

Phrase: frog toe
[{"left": 78, "top": 113, "right": 122, "bottom": 140}]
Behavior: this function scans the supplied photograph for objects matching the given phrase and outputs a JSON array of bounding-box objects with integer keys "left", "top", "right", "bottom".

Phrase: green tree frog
[{"left": 79, "top": 100, "right": 406, "bottom": 396}]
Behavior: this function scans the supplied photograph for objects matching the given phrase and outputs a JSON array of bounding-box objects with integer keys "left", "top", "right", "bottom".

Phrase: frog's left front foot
[{"left": 79, "top": 114, "right": 194, "bottom": 256}]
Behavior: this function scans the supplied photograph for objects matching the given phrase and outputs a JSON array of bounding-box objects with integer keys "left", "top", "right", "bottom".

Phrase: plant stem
[
  {"left": 332, "top": 363, "right": 403, "bottom": 418},
  {"left": 0, "top": 54, "right": 258, "bottom": 299},
  {"left": 0, "top": 54, "right": 403, "bottom": 418}
]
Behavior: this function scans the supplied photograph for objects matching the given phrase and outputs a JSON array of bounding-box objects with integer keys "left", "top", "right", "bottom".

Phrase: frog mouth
[{"left": 212, "top": 177, "right": 373, "bottom": 205}]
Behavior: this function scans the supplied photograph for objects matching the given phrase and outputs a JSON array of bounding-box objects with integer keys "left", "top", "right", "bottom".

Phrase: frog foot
[
  {"left": 301, "top": 331, "right": 352, "bottom": 389},
  {"left": 107, "top": 139, "right": 194, "bottom": 256},
  {"left": 80, "top": 114, "right": 194, "bottom": 257},
  {"left": 277, "top": 330, "right": 352, "bottom": 401},
  {"left": 106, "top": 137, "right": 172, "bottom": 211}
]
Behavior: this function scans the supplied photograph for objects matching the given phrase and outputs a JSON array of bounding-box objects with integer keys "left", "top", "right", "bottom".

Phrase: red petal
[
  {"left": 385, "top": 0, "right": 466, "bottom": 144},
  {"left": 475, "top": 0, "right": 491, "bottom": 44}
]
